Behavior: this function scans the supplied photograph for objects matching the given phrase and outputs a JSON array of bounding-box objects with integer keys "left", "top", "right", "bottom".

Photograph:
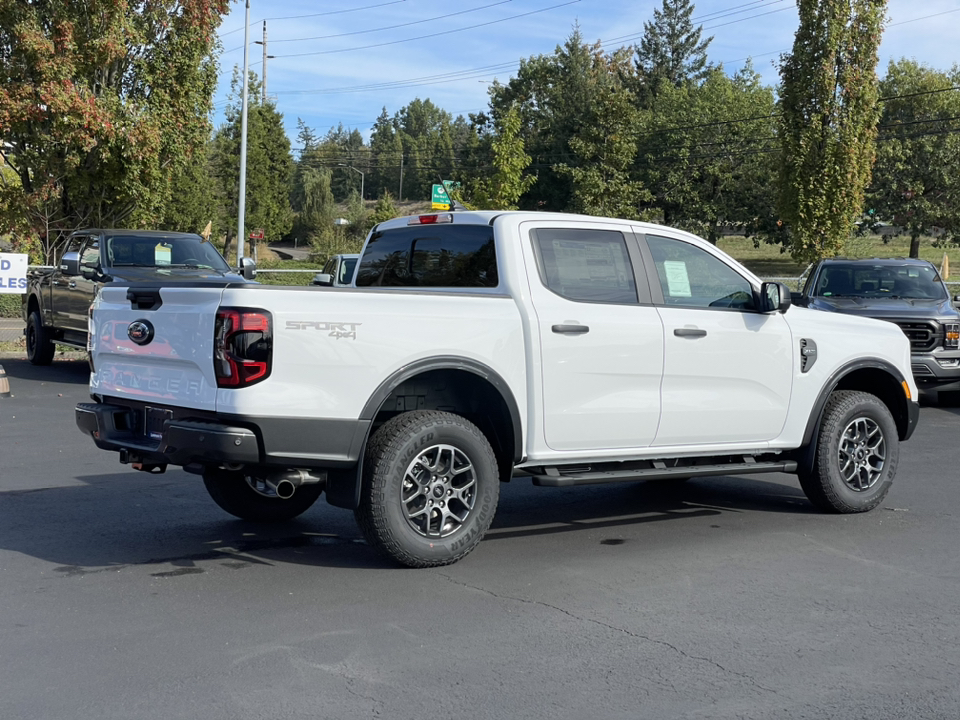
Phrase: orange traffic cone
[{"left": 0, "top": 364, "right": 10, "bottom": 398}]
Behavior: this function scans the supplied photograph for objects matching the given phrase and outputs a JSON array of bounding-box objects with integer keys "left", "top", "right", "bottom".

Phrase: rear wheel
[
  {"left": 26, "top": 310, "right": 55, "bottom": 366},
  {"left": 202, "top": 467, "right": 323, "bottom": 522},
  {"left": 355, "top": 410, "right": 500, "bottom": 568},
  {"left": 798, "top": 391, "right": 898, "bottom": 513}
]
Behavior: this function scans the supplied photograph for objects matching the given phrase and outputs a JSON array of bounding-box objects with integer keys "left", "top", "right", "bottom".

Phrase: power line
[
  {"left": 224, "top": 0, "right": 514, "bottom": 54},
  {"left": 217, "top": 1, "right": 411, "bottom": 38},
  {"left": 271, "top": 0, "right": 582, "bottom": 59}
]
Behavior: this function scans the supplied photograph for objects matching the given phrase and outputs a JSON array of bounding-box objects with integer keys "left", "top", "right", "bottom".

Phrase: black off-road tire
[
  {"left": 202, "top": 467, "right": 323, "bottom": 522},
  {"left": 355, "top": 410, "right": 501, "bottom": 568},
  {"left": 26, "top": 310, "right": 55, "bottom": 366},
  {"left": 798, "top": 390, "right": 899, "bottom": 514}
]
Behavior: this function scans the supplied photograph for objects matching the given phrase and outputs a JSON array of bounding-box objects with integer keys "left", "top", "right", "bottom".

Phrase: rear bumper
[
  {"left": 76, "top": 402, "right": 260, "bottom": 467},
  {"left": 76, "top": 399, "right": 368, "bottom": 469}
]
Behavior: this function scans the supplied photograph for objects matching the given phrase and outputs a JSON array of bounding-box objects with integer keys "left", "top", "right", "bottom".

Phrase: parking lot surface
[{"left": 1, "top": 358, "right": 959, "bottom": 719}]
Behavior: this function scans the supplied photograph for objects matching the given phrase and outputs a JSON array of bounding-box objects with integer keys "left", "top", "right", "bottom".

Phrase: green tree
[
  {"left": 869, "top": 59, "right": 960, "bottom": 257},
  {"left": 370, "top": 191, "right": 400, "bottom": 226},
  {"left": 466, "top": 105, "right": 537, "bottom": 210},
  {"left": 0, "top": 0, "right": 228, "bottom": 262},
  {"left": 369, "top": 108, "right": 404, "bottom": 200},
  {"left": 634, "top": 0, "right": 713, "bottom": 103},
  {"left": 777, "top": 0, "right": 887, "bottom": 264},
  {"left": 557, "top": 63, "right": 651, "bottom": 218},
  {"left": 161, "top": 143, "right": 221, "bottom": 235},
  {"left": 489, "top": 28, "right": 609, "bottom": 211},
  {"left": 636, "top": 63, "right": 779, "bottom": 242},
  {"left": 211, "top": 69, "right": 294, "bottom": 252}
]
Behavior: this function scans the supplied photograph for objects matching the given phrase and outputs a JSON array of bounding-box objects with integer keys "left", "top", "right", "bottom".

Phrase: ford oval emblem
[{"left": 127, "top": 319, "right": 155, "bottom": 346}]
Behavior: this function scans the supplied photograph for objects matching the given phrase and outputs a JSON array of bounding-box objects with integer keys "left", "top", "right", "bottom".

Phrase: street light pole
[
  {"left": 337, "top": 163, "right": 364, "bottom": 200},
  {"left": 236, "top": 0, "right": 250, "bottom": 265}
]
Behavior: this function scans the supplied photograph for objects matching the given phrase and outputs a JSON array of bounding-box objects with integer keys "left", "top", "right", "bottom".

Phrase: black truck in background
[
  {"left": 22, "top": 229, "right": 255, "bottom": 365},
  {"left": 795, "top": 257, "right": 960, "bottom": 392}
]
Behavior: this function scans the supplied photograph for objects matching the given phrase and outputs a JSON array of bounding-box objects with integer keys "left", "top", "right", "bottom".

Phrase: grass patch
[
  {"left": 255, "top": 258, "right": 322, "bottom": 286},
  {"left": 718, "top": 233, "right": 960, "bottom": 283}
]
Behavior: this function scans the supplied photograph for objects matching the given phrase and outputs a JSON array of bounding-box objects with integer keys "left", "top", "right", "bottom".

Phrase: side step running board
[{"left": 530, "top": 460, "right": 798, "bottom": 487}]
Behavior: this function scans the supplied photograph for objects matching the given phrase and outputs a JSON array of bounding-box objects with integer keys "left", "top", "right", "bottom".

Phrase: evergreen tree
[
  {"left": 489, "top": 28, "right": 605, "bottom": 210},
  {"left": 211, "top": 69, "right": 294, "bottom": 252},
  {"left": 634, "top": 0, "right": 712, "bottom": 102}
]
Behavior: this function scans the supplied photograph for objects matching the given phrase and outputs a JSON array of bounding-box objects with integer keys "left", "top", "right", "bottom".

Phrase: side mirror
[
  {"left": 312, "top": 273, "right": 333, "bottom": 287},
  {"left": 80, "top": 265, "right": 99, "bottom": 280},
  {"left": 60, "top": 251, "right": 80, "bottom": 276},
  {"left": 954, "top": 294, "right": 960, "bottom": 304},
  {"left": 761, "top": 281, "right": 792, "bottom": 314},
  {"left": 239, "top": 257, "right": 257, "bottom": 280}
]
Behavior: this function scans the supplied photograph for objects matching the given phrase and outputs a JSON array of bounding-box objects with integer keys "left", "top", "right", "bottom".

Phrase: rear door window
[
  {"left": 532, "top": 228, "right": 639, "bottom": 304},
  {"left": 355, "top": 225, "right": 497, "bottom": 288}
]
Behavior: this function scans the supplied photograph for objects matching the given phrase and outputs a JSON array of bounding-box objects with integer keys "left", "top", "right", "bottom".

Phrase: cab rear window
[{"left": 355, "top": 225, "right": 498, "bottom": 288}]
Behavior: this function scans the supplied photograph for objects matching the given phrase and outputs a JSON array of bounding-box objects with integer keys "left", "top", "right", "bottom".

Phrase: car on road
[
  {"left": 311, "top": 253, "right": 359, "bottom": 287},
  {"left": 795, "top": 258, "right": 960, "bottom": 390},
  {"left": 23, "top": 229, "right": 256, "bottom": 365}
]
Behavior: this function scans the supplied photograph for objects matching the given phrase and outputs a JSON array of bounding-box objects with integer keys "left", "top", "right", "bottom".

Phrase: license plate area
[{"left": 143, "top": 406, "right": 173, "bottom": 440}]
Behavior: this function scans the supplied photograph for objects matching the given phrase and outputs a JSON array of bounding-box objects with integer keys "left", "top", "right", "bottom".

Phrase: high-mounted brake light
[
  {"left": 408, "top": 213, "right": 453, "bottom": 225},
  {"left": 214, "top": 307, "right": 273, "bottom": 388}
]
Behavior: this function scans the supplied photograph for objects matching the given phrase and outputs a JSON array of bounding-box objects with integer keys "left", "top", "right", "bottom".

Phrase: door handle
[
  {"left": 552, "top": 324, "right": 590, "bottom": 335},
  {"left": 674, "top": 327, "right": 707, "bottom": 338},
  {"left": 68, "top": 281, "right": 77, "bottom": 289}
]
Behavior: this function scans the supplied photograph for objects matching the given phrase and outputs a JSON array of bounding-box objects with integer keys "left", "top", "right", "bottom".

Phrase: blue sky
[{"left": 212, "top": 0, "right": 960, "bottom": 149}]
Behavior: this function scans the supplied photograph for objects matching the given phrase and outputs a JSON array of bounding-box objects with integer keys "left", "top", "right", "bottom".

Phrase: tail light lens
[
  {"left": 945, "top": 323, "right": 959, "bottom": 349},
  {"left": 215, "top": 308, "right": 272, "bottom": 388}
]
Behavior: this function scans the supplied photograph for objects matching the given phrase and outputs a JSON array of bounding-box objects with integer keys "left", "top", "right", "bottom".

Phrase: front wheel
[
  {"left": 26, "top": 310, "right": 55, "bottom": 365},
  {"left": 355, "top": 410, "right": 501, "bottom": 568},
  {"left": 798, "top": 390, "right": 899, "bottom": 513},
  {"left": 202, "top": 467, "right": 323, "bottom": 522}
]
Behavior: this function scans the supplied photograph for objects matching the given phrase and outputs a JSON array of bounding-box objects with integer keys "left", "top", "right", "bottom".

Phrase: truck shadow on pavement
[
  {"left": 2, "top": 357, "right": 89, "bottom": 384},
  {"left": 0, "top": 469, "right": 817, "bottom": 574}
]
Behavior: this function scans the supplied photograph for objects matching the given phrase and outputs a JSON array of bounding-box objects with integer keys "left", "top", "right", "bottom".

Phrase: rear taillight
[
  {"left": 945, "top": 323, "right": 959, "bottom": 349},
  {"left": 215, "top": 308, "right": 272, "bottom": 388}
]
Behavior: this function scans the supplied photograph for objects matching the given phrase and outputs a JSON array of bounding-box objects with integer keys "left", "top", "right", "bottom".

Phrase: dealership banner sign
[{"left": 0, "top": 253, "right": 28, "bottom": 293}]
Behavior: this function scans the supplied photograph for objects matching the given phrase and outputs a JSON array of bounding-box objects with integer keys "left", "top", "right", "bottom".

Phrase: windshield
[
  {"left": 106, "top": 235, "right": 231, "bottom": 272},
  {"left": 815, "top": 263, "right": 946, "bottom": 300}
]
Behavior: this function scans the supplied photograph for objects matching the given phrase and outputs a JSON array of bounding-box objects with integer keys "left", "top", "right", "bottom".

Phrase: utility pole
[
  {"left": 398, "top": 153, "right": 404, "bottom": 201},
  {"left": 260, "top": 21, "right": 267, "bottom": 101},
  {"left": 237, "top": 0, "right": 250, "bottom": 265},
  {"left": 255, "top": 21, "right": 274, "bottom": 102}
]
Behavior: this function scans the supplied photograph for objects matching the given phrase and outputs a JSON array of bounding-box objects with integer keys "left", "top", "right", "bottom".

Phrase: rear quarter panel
[{"left": 215, "top": 286, "right": 527, "bottom": 424}]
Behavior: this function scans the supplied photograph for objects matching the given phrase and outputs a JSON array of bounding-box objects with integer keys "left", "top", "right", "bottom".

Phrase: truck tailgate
[{"left": 90, "top": 285, "right": 225, "bottom": 412}]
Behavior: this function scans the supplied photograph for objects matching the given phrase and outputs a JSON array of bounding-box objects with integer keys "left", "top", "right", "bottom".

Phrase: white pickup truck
[{"left": 76, "top": 211, "right": 920, "bottom": 567}]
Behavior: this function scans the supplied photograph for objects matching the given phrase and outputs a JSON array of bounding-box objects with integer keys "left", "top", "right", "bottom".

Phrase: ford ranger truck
[{"left": 76, "top": 211, "right": 920, "bottom": 568}]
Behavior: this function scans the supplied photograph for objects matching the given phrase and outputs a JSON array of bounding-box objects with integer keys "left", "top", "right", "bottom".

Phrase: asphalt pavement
[{"left": 1, "top": 358, "right": 959, "bottom": 719}]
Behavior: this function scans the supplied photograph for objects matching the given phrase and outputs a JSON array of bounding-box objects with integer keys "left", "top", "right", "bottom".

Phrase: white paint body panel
[
  {"left": 87, "top": 211, "right": 916, "bottom": 468},
  {"left": 90, "top": 286, "right": 223, "bottom": 411},
  {"left": 215, "top": 287, "right": 526, "bottom": 424}
]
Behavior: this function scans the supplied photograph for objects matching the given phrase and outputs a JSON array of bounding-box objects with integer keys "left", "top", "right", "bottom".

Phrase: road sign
[
  {"left": 431, "top": 184, "right": 449, "bottom": 210},
  {"left": 248, "top": 228, "right": 264, "bottom": 241}
]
